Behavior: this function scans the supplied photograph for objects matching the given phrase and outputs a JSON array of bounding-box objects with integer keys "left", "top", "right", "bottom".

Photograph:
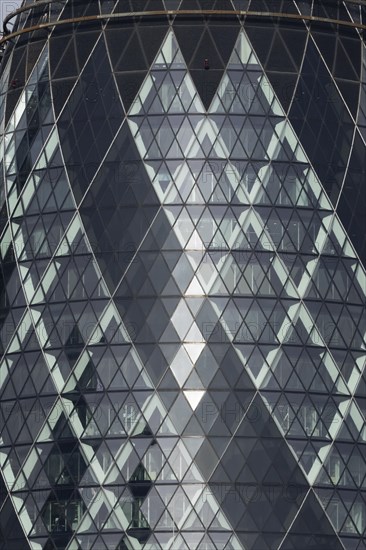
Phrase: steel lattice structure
[{"left": 0, "top": 1, "right": 365, "bottom": 549}]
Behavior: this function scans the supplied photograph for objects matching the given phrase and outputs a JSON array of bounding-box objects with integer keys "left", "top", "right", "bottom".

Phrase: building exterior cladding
[{"left": 0, "top": 0, "right": 365, "bottom": 549}]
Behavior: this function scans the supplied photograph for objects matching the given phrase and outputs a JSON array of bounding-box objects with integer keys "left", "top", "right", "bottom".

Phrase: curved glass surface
[{"left": 0, "top": 1, "right": 365, "bottom": 549}]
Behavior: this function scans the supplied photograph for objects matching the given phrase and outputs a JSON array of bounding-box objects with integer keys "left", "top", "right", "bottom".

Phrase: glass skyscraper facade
[{"left": 0, "top": 1, "right": 365, "bottom": 549}]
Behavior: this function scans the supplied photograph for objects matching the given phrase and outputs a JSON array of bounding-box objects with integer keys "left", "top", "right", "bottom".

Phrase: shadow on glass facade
[{"left": 0, "top": 1, "right": 365, "bottom": 549}]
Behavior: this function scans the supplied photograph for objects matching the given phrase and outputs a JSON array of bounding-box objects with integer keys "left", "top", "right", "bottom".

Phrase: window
[
  {"left": 329, "top": 455, "right": 341, "bottom": 485},
  {"left": 43, "top": 499, "right": 84, "bottom": 533},
  {"left": 160, "top": 79, "right": 184, "bottom": 113},
  {"left": 351, "top": 501, "right": 366, "bottom": 533},
  {"left": 277, "top": 402, "right": 291, "bottom": 432},
  {"left": 348, "top": 454, "right": 364, "bottom": 486},
  {"left": 67, "top": 267, "right": 85, "bottom": 299},
  {"left": 122, "top": 403, "right": 137, "bottom": 433},
  {"left": 328, "top": 500, "right": 340, "bottom": 529},
  {"left": 303, "top": 405, "right": 321, "bottom": 436},
  {"left": 28, "top": 227, "right": 50, "bottom": 258}
]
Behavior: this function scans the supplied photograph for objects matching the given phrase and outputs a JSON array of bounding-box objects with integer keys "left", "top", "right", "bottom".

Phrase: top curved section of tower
[
  {"left": 1, "top": 0, "right": 365, "bottom": 267},
  {"left": 2, "top": 0, "right": 366, "bottom": 42}
]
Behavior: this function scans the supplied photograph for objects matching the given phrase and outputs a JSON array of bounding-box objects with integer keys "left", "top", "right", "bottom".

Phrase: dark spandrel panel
[
  {"left": 0, "top": 280, "right": 24, "bottom": 336},
  {"left": 190, "top": 69, "right": 229, "bottom": 110},
  {"left": 114, "top": 0, "right": 161, "bottom": 10},
  {"left": 5, "top": 46, "right": 27, "bottom": 126},
  {"left": 26, "top": 39, "right": 47, "bottom": 80},
  {"left": 138, "top": 25, "right": 170, "bottom": 66},
  {"left": 177, "top": 0, "right": 235, "bottom": 9},
  {"left": 143, "top": 0, "right": 166, "bottom": 11},
  {"left": 245, "top": 23, "right": 307, "bottom": 113},
  {"left": 174, "top": 25, "right": 206, "bottom": 64},
  {"left": 333, "top": 36, "right": 361, "bottom": 80},
  {"left": 111, "top": 31, "right": 148, "bottom": 71},
  {"left": 6, "top": 46, "right": 26, "bottom": 84},
  {"left": 116, "top": 248, "right": 178, "bottom": 302},
  {"left": 0, "top": 243, "right": 16, "bottom": 283},
  {"left": 189, "top": 29, "right": 226, "bottom": 70},
  {"left": 231, "top": 0, "right": 249, "bottom": 8},
  {"left": 313, "top": 0, "right": 354, "bottom": 24},
  {"left": 174, "top": 19, "right": 239, "bottom": 69},
  {"left": 289, "top": 39, "right": 354, "bottom": 206},
  {"left": 280, "top": 491, "right": 345, "bottom": 550},
  {"left": 174, "top": 23, "right": 239, "bottom": 109},
  {"left": 0, "top": 476, "right": 6, "bottom": 510},
  {"left": 114, "top": 296, "right": 164, "bottom": 344},
  {"left": 265, "top": 33, "right": 297, "bottom": 73},
  {"left": 274, "top": 28, "right": 308, "bottom": 70},
  {"left": 59, "top": 0, "right": 97, "bottom": 20},
  {"left": 57, "top": 38, "right": 124, "bottom": 202},
  {"left": 50, "top": 35, "right": 72, "bottom": 76},
  {"left": 75, "top": 31, "right": 100, "bottom": 71},
  {"left": 245, "top": 23, "right": 306, "bottom": 72},
  {"left": 52, "top": 38, "right": 78, "bottom": 79},
  {"left": 114, "top": 72, "right": 146, "bottom": 112},
  {"left": 137, "top": 343, "right": 169, "bottom": 385},
  {"left": 209, "top": 25, "right": 242, "bottom": 63},
  {"left": 264, "top": 72, "right": 298, "bottom": 113},
  {"left": 0, "top": 498, "right": 31, "bottom": 549},
  {"left": 82, "top": 0, "right": 100, "bottom": 16},
  {"left": 50, "top": 30, "right": 100, "bottom": 79},
  {"left": 335, "top": 79, "right": 360, "bottom": 117},
  {"left": 280, "top": 535, "right": 344, "bottom": 550},
  {"left": 105, "top": 23, "right": 168, "bottom": 109},
  {"left": 311, "top": 30, "right": 338, "bottom": 70},
  {"left": 337, "top": 133, "right": 366, "bottom": 267},
  {"left": 249, "top": 0, "right": 298, "bottom": 13},
  {"left": 215, "top": 481, "right": 306, "bottom": 545},
  {"left": 0, "top": 203, "right": 7, "bottom": 236},
  {"left": 105, "top": 28, "right": 135, "bottom": 70},
  {"left": 213, "top": 0, "right": 237, "bottom": 9},
  {"left": 52, "top": 78, "right": 77, "bottom": 118},
  {"left": 107, "top": 22, "right": 168, "bottom": 73},
  {"left": 210, "top": 396, "right": 308, "bottom": 543},
  {"left": 80, "top": 123, "right": 159, "bottom": 291},
  {"left": 178, "top": 0, "right": 208, "bottom": 9},
  {"left": 197, "top": 0, "right": 233, "bottom": 10}
]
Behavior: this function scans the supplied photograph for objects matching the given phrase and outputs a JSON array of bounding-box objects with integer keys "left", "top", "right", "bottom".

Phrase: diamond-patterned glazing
[{"left": 0, "top": 2, "right": 365, "bottom": 549}]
